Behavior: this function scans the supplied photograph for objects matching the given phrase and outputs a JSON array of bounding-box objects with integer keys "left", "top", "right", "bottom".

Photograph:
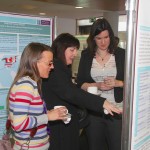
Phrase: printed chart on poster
[
  {"left": 0, "top": 12, "right": 53, "bottom": 139},
  {"left": 131, "top": 0, "right": 150, "bottom": 149}
]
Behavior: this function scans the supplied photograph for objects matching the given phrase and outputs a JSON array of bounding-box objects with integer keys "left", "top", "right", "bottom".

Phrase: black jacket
[
  {"left": 42, "top": 59, "right": 106, "bottom": 150},
  {"left": 77, "top": 48, "right": 125, "bottom": 103}
]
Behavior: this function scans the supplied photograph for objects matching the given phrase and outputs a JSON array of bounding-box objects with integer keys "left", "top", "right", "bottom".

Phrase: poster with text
[
  {"left": 0, "top": 12, "right": 53, "bottom": 139},
  {"left": 131, "top": 0, "right": 150, "bottom": 149}
]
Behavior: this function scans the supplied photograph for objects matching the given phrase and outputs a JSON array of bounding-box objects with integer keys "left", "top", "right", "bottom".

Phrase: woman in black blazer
[
  {"left": 42, "top": 33, "right": 121, "bottom": 150},
  {"left": 76, "top": 18, "right": 125, "bottom": 150}
]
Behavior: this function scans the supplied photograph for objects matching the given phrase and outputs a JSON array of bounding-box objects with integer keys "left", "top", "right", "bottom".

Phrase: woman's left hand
[{"left": 103, "top": 100, "right": 122, "bottom": 116}]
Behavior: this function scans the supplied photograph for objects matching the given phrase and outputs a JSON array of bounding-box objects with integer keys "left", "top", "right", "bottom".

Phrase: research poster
[
  {"left": 0, "top": 12, "right": 53, "bottom": 138},
  {"left": 131, "top": 0, "right": 150, "bottom": 149}
]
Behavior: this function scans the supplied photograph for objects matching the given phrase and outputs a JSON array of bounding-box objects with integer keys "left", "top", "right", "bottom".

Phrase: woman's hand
[
  {"left": 104, "top": 77, "right": 115, "bottom": 87},
  {"left": 96, "top": 82, "right": 113, "bottom": 91},
  {"left": 104, "top": 77, "right": 124, "bottom": 88},
  {"left": 47, "top": 107, "right": 68, "bottom": 121},
  {"left": 103, "top": 100, "right": 122, "bottom": 116}
]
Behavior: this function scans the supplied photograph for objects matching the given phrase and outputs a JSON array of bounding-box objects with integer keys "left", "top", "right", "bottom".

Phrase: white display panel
[{"left": 131, "top": 0, "right": 150, "bottom": 149}]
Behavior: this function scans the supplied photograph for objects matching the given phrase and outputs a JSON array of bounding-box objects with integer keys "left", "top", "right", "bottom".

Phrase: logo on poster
[{"left": 2, "top": 56, "right": 17, "bottom": 67}]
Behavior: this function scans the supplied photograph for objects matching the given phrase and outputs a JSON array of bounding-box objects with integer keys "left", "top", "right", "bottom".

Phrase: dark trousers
[
  {"left": 83, "top": 113, "right": 122, "bottom": 150},
  {"left": 79, "top": 129, "right": 89, "bottom": 150}
]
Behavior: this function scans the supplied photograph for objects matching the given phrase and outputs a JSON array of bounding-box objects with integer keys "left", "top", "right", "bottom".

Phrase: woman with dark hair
[
  {"left": 42, "top": 33, "right": 122, "bottom": 150},
  {"left": 8, "top": 42, "right": 68, "bottom": 150},
  {"left": 77, "top": 18, "right": 125, "bottom": 150}
]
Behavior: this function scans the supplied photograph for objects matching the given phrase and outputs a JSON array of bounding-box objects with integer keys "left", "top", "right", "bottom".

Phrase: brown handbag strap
[{"left": 6, "top": 119, "right": 11, "bottom": 131}]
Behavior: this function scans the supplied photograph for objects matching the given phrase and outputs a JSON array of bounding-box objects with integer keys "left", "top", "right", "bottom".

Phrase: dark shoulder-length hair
[
  {"left": 51, "top": 33, "right": 80, "bottom": 65},
  {"left": 9, "top": 42, "right": 52, "bottom": 95},
  {"left": 87, "top": 18, "right": 115, "bottom": 56}
]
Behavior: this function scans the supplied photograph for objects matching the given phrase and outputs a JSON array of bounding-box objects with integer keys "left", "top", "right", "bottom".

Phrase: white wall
[
  {"left": 103, "top": 12, "right": 119, "bottom": 36},
  {"left": 56, "top": 17, "right": 76, "bottom": 36}
]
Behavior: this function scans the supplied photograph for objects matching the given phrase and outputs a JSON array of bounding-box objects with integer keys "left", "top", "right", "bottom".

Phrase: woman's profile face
[
  {"left": 37, "top": 51, "right": 54, "bottom": 78},
  {"left": 65, "top": 47, "right": 78, "bottom": 65},
  {"left": 95, "top": 30, "right": 110, "bottom": 51}
]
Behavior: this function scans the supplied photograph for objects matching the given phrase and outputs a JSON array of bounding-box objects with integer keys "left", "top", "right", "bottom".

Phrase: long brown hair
[
  {"left": 87, "top": 18, "right": 115, "bottom": 56},
  {"left": 8, "top": 42, "right": 52, "bottom": 97}
]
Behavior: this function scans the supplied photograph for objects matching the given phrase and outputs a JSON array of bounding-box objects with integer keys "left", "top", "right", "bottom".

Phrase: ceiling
[{"left": 0, "top": 0, "right": 126, "bottom": 19}]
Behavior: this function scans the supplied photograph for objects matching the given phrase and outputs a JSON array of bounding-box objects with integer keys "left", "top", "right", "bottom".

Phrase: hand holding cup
[
  {"left": 54, "top": 106, "right": 71, "bottom": 124},
  {"left": 47, "top": 106, "right": 68, "bottom": 121}
]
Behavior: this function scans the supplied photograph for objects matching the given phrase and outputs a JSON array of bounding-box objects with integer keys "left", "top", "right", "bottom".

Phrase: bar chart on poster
[
  {"left": 0, "top": 12, "right": 54, "bottom": 139},
  {"left": 131, "top": 0, "right": 150, "bottom": 149}
]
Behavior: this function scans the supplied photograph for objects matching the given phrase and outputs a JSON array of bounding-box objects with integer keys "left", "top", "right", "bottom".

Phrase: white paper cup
[
  {"left": 104, "top": 109, "right": 109, "bottom": 114},
  {"left": 87, "top": 86, "right": 98, "bottom": 95},
  {"left": 54, "top": 105, "right": 68, "bottom": 114},
  {"left": 64, "top": 116, "right": 71, "bottom": 124},
  {"left": 54, "top": 105, "right": 71, "bottom": 124}
]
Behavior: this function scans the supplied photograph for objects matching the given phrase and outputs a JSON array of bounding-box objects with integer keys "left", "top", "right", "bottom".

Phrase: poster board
[
  {"left": 131, "top": 0, "right": 150, "bottom": 149},
  {"left": 123, "top": 0, "right": 150, "bottom": 149},
  {"left": 0, "top": 12, "right": 54, "bottom": 139}
]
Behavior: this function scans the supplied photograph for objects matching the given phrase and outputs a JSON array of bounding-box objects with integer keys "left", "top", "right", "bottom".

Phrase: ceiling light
[
  {"left": 75, "top": 7, "right": 83, "bottom": 9},
  {"left": 39, "top": 13, "right": 46, "bottom": 15}
]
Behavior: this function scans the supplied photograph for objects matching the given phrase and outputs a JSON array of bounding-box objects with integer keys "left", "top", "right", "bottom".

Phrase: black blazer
[
  {"left": 77, "top": 48, "right": 125, "bottom": 103},
  {"left": 42, "top": 59, "right": 106, "bottom": 150}
]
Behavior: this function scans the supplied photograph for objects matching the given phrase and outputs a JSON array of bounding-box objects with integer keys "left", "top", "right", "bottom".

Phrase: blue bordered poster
[
  {"left": 131, "top": 0, "right": 150, "bottom": 149},
  {"left": 0, "top": 12, "right": 54, "bottom": 139}
]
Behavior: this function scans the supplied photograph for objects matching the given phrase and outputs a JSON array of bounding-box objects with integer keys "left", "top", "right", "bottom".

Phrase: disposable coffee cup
[
  {"left": 87, "top": 86, "right": 98, "bottom": 95},
  {"left": 54, "top": 105, "right": 68, "bottom": 114},
  {"left": 54, "top": 105, "right": 71, "bottom": 124}
]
